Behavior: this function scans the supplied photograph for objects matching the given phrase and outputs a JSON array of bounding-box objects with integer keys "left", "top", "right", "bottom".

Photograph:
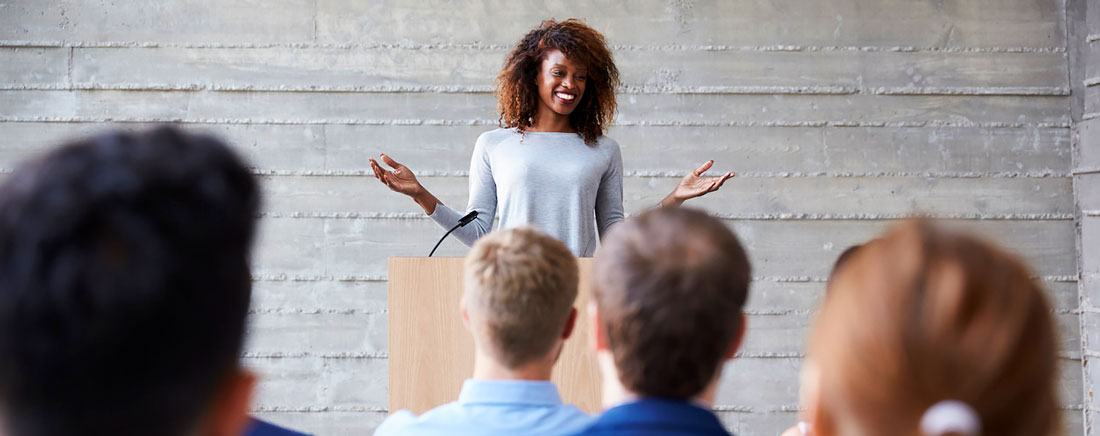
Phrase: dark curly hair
[{"left": 496, "top": 19, "right": 620, "bottom": 145}]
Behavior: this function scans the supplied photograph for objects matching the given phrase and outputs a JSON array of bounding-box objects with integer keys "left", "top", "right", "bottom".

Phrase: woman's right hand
[
  {"left": 369, "top": 153, "right": 441, "bottom": 214},
  {"left": 370, "top": 154, "right": 423, "bottom": 197}
]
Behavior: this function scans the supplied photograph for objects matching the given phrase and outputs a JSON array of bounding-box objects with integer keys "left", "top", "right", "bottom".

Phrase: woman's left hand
[{"left": 660, "top": 160, "right": 734, "bottom": 207}]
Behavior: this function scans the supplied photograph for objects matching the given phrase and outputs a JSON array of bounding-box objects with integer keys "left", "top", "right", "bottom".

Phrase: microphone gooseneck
[{"left": 429, "top": 211, "right": 479, "bottom": 257}]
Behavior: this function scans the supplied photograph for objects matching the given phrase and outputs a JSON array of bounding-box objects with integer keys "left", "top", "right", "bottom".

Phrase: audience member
[
  {"left": 788, "top": 220, "right": 1058, "bottom": 436},
  {"left": 574, "top": 207, "right": 751, "bottom": 436},
  {"left": 375, "top": 226, "right": 590, "bottom": 435},
  {"left": 0, "top": 127, "right": 304, "bottom": 436},
  {"left": 826, "top": 245, "right": 860, "bottom": 287}
]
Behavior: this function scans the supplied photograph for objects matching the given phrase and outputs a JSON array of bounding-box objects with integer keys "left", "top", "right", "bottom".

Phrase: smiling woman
[{"left": 369, "top": 19, "right": 734, "bottom": 257}]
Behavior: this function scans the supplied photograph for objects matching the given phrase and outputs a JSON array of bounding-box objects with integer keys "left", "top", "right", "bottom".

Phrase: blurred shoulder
[
  {"left": 373, "top": 409, "right": 420, "bottom": 435},
  {"left": 374, "top": 403, "right": 468, "bottom": 436},
  {"left": 243, "top": 419, "right": 311, "bottom": 436}
]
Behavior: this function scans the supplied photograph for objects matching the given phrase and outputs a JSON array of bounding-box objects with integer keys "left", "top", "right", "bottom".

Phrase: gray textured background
[{"left": 0, "top": 1, "right": 1095, "bottom": 435}]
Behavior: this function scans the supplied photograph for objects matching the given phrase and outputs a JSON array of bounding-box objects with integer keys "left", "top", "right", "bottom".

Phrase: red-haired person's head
[
  {"left": 802, "top": 220, "right": 1058, "bottom": 436},
  {"left": 497, "top": 19, "right": 620, "bottom": 145}
]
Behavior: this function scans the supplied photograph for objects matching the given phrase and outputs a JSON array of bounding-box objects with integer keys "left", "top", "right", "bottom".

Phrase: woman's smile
[{"left": 555, "top": 90, "right": 577, "bottom": 104}]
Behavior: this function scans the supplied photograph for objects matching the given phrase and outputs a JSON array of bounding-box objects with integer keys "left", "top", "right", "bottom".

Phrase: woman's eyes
[{"left": 550, "top": 70, "right": 587, "bottom": 81}]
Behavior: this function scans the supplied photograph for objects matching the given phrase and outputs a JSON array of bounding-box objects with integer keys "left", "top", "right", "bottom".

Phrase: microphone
[{"left": 429, "top": 211, "right": 478, "bottom": 257}]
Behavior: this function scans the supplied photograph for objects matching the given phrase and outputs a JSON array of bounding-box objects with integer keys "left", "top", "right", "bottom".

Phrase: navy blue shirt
[
  {"left": 244, "top": 418, "right": 310, "bottom": 436},
  {"left": 572, "top": 399, "right": 732, "bottom": 436}
]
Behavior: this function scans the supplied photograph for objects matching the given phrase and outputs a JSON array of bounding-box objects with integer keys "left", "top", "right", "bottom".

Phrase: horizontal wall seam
[
  {"left": 247, "top": 308, "right": 387, "bottom": 315},
  {"left": 252, "top": 274, "right": 387, "bottom": 282},
  {"left": 866, "top": 86, "right": 1069, "bottom": 96},
  {"left": 249, "top": 274, "right": 1077, "bottom": 283},
  {"left": 1086, "top": 77, "right": 1100, "bottom": 87},
  {"left": 0, "top": 117, "right": 1072, "bottom": 129},
  {"left": 1074, "top": 168, "right": 1100, "bottom": 175},
  {"left": 255, "top": 212, "right": 1077, "bottom": 221},
  {"left": 0, "top": 40, "right": 1068, "bottom": 52},
  {"left": 712, "top": 405, "right": 801, "bottom": 413},
  {"left": 243, "top": 352, "right": 388, "bottom": 359},
  {"left": 1089, "top": 35, "right": 1100, "bottom": 43},
  {"left": 1084, "top": 210, "right": 1100, "bottom": 217},
  {"left": 250, "top": 169, "right": 1072, "bottom": 178},
  {"left": 250, "top": 406, "right": 388, "bottom": 413},
  {"left": 0, "top": 83, "right": 1072, "bottom": 96},
  {"left": 1085, "top": 113, "right": 1100, "bottom": 121}
]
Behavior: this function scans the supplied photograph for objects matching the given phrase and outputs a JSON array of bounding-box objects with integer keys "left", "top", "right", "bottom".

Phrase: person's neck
[
  {"left": 597, "top": 351, "right": 720, "bottom": 409},
  {"left": 526, "top": 106, "right": 574, "bottom": 133},
  {"left": 472, "top": 347, "right": 555, "bottom": 381}
]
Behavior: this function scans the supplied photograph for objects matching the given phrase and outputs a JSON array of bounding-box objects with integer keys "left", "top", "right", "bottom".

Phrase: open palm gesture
[
  {"left": 661, "top": 160, "right": 734, "bottom": 207},
  {"left": 369, "top": 154, "right": 422, "bottom": 196}
]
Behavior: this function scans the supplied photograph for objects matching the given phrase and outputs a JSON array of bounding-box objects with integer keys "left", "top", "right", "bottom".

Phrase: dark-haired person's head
[
  {"left": 0, "top": 127, "right": 260, "bottom": 436},
  {"left": 592, "top": 207, "right": 751, "bottom": 403}
]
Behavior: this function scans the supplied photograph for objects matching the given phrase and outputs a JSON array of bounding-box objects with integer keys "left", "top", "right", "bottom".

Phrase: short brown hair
[
  {"left": 464, "top": 227, "right": 579, "bottom": 368},
  {"left": 594, "top": 208, "right": 752, "bottom": 399},
  {"left": 496, "top": 19, "right": 620, "bottom": 145},
  {"left": 811, "top": 220, "right": 1058, "bottom": 436}
]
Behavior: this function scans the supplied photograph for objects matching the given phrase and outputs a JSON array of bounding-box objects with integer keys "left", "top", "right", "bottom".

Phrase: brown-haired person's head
[
  {"left": 497, "top": 19, "right": 620, "bottom": 145},
  {"left": 805, "top": 220, "right": 1058, "bottom": 436},
  {"left": 463, "top": 227, "right": 579, "bottom": 370},
  {"left": 593, "top": 208, "right": 751, "bottom": 401}
]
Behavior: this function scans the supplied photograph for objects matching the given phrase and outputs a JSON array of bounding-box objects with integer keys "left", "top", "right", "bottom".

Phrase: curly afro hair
[{"left": 496, "top": 19, "right": 620, "bottom": 145}]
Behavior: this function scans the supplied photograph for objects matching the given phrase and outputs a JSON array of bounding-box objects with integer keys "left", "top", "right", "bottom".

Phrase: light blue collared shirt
[{"left": 374, "top": 379, "right": 592, "bottom": 436}]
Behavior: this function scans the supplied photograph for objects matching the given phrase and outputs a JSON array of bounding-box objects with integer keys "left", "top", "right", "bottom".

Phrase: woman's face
[{"left": 535, "top": 49, "right": 587, "bottom": 118}]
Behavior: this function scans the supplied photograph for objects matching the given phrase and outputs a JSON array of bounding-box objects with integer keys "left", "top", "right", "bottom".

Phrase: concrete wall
[
  {"left": 1074, "top": 0, "right": 1100, "bottom": 434},
  {"left": 0, "top": 1, "right": 1083, "bottom": 435}
]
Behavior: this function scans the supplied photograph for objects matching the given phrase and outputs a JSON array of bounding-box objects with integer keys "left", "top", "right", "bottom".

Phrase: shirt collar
[
  {"left": 457, "top": 379, "right": 564, "bottom": 406},
  {"left": 597, "top": 398, "right": 727, "bottom": 431}
]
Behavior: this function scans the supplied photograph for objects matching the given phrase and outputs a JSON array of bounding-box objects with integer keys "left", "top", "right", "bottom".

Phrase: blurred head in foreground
[
  {"left": 0, "top": 127, "right": 260, "bottom": 436},
  {"left": 804, "top": 220, "right": 1057, "bottom": 436},
  {"left": 463, "top": 226, "right": 579, "bottom": 375},
  {"left": 592, "top": 207, "right": 751, "bottom": 404}
]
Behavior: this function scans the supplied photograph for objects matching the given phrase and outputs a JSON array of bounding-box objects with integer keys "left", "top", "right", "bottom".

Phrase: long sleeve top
[{"left": 428, "top": 128, "right": 625, "bottom": 257}]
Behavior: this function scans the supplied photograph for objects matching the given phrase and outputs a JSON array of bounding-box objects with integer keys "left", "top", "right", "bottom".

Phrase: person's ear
[
  {"left": 561, "top": 307, "right": 577, "bottom": 340},
  {"left": 461, "top": 301, "right": 471, "bottom": 331},
  {"left": 202, "top": 368, "right": 256, "bottom": 436},
  {"left": 588, "top": 301, "right": 610, "bottom": 352},
  {"left": 723, "top": 313, "right": 747, "bottom": 360}
]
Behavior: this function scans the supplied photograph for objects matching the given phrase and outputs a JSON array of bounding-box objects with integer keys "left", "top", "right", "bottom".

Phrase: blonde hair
[
  {"left": 810, "top": 220, "right": 1058, "bottom": 436},
  {"left": 463, "top": 227, "right": 579, "bottom": 368}
]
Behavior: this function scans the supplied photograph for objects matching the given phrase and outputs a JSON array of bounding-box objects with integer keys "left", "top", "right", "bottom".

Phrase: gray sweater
[{"left": 428, "top": 128, "right": 624, "bottom": 257}]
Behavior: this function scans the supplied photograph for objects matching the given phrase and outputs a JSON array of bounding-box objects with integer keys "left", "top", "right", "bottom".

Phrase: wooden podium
[{"left": 388, "top": 257, "right": 602, "bottom": 415}]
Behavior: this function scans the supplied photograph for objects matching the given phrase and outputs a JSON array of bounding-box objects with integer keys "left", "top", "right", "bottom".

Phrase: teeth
[{"left": 556, "top": 92, "right": 575, "bottom": 101}]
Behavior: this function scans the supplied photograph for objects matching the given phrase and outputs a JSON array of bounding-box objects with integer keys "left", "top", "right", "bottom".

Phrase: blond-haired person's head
[
  {"left": 463, "top": 227, "right": 579, "bottom": 374},
  {"left": 802, "top": 220, "right": 1058, "bottom": 436}
]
